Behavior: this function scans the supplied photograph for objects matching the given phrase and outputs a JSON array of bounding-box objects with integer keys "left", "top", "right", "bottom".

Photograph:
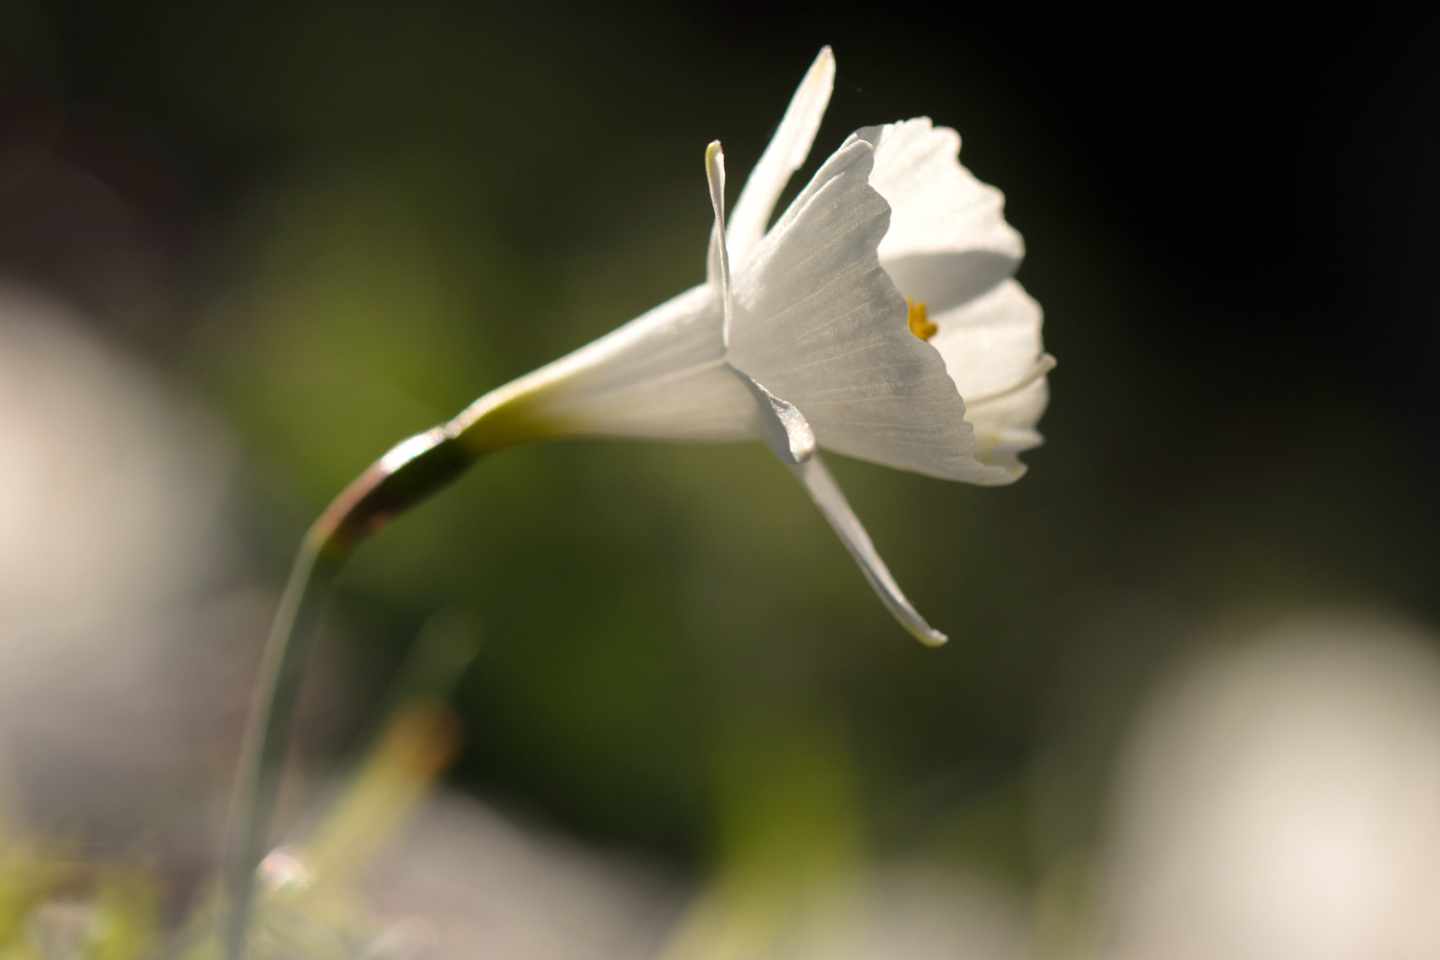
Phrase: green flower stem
[{"left": 224, "top": 425, "right": 475, "bottom": 960}]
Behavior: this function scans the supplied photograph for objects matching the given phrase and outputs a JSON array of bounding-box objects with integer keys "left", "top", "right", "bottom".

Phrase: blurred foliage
[
  {"left": 0, "top": 835, "right": 159, "bottom": 959},
  {"left": 0, "top": 635, "right": 473, "bottom": 959}
]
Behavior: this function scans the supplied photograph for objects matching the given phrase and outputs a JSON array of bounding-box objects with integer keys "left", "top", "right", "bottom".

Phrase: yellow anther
[{"left": 907, "top": 299, "right": 937, "bottom": 341}]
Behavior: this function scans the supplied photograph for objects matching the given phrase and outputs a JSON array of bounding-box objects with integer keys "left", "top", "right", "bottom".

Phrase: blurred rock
[
  {"left": 1101, "top": 611, "right": 1440, "bottom": 960},
  {"left": 0, "top": 285, "right": 345, "bottom": 881},
  {"left": 358, "top": 792, "right": 680, "bottom": 960}
]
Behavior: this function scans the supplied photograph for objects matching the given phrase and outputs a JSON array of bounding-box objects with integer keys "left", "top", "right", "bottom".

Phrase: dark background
[{"left": 4, "top": 0, "right": 1438, "bottom": 905}]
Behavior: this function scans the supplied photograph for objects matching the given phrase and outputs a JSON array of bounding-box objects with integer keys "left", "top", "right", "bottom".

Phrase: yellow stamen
[{"left": 907, "top": 299, "right": 937, "bottom": 341}]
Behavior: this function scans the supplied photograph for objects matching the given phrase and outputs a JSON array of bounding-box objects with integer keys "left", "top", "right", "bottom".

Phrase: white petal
[
  {"left": 727, "top": 136, "right": 1004, "bottom": 484},
  {"left": 863, "top": 119, "right": 1023, "bottom": 313},
  {"left": 926, "top": 279, "right": 1051, "bottom": 482},
  {"left": 791, "top": 454, "right": 947, "bottom": 647},
  {"left": 705, "top": 141, "right": 734, "bottom": 327},
  {"left": 966, "top": 377, "right": 1049, "bottom": 479},
  {"left": 732, "top": 368, "right": 816, "bottom": 464},
  {"left": 727, "top": 46, "right": 836, "bottom": 269},
  {"left": 930, "top": 278, "right": 1046, "bottom": 406},
  {"left": 450, "top": 284, "right": 749, "bottom": 446}
]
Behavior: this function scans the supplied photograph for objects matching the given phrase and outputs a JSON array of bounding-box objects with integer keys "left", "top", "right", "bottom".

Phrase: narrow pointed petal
[
  {"left": 861, "top": 119, "right": 1023, "bottom": 314},
  {"left": 704, "top": 141, "right": 737, "bottom": 344},
  {"left": 731, "top": 367, "right": 815, "bottom": 464},
  {"left": 791, "top": 454, "right": 947, "bottom": 647},
  {"left": 727, "top": 46, "right": 836, "bottom": 267},
  {"left": 728, "top": 136, "right": 1006, "bottom": 483}
]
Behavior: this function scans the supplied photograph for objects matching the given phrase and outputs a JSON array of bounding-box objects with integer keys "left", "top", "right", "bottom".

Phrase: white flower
[{"left": 451, "top": 47, "right": 1052, "bottom": 646}]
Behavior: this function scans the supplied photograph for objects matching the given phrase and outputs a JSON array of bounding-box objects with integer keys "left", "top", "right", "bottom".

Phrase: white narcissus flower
[
  {"left": 228, "top": 50, "right": 1052, "bottom": 955},
  {"left": 450, "top": 47, "right": 1052, "bottom": 646}
]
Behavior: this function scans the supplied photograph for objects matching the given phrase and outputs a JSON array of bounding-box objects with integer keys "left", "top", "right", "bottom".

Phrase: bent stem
[
  {"left": 223, "top": 424, "right": 476, "bottom": 960},
  {"left": 223, "top": 530, "right": 336, "bottom": 960}
]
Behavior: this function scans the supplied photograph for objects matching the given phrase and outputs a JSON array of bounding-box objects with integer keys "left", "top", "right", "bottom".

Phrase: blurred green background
[{"left": 3, "top": 3, "right": 1440, "bottom": 955}]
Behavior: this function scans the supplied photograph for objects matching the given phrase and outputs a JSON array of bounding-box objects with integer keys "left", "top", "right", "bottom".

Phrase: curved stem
[
  {"left": 223, "top": 424, "right": 477, "bottom": 960},
  {"left": 224, "top": 529, "right": 338, "bottom": 960}
]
